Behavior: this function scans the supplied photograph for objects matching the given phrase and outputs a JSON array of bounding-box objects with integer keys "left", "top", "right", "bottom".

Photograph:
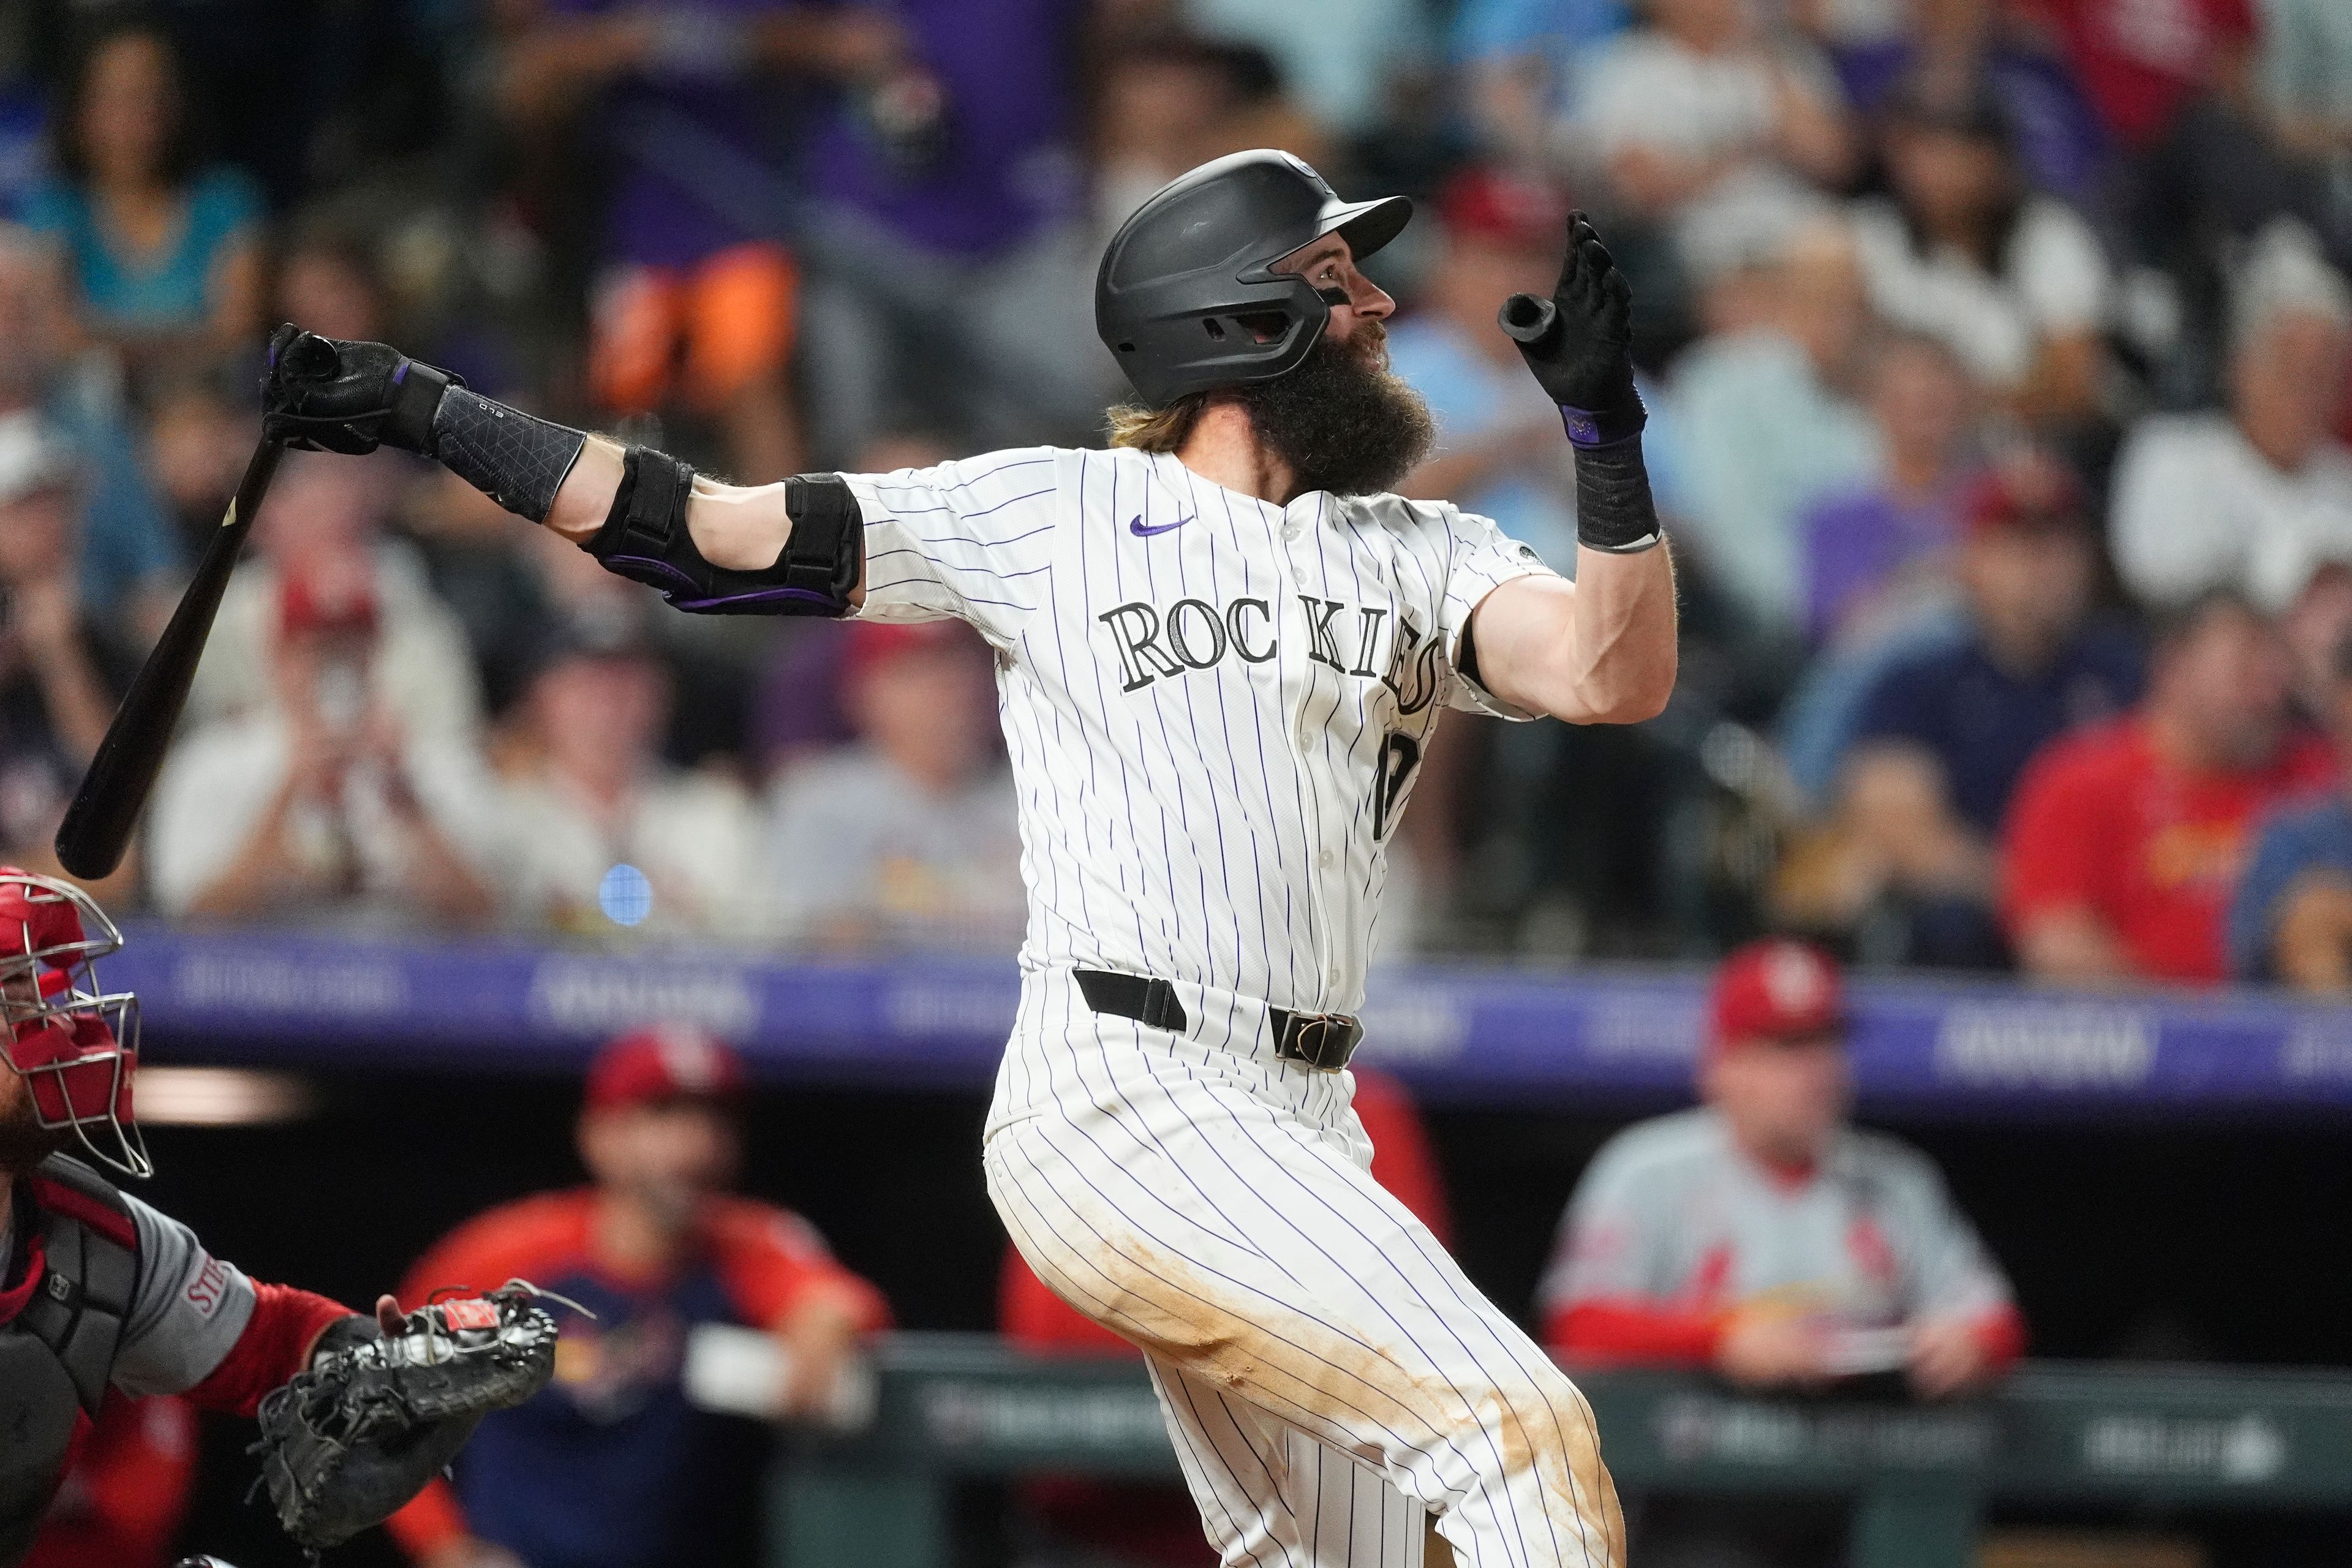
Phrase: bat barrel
[{"left": 54, "top": 439, "right": 285, "bottom": 880}]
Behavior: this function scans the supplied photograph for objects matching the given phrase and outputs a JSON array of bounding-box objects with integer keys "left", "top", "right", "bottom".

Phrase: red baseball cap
[
  {"left": 584, "top": 1025, "right": 748, "bottom": 1110},
  {"left": 279, "top": 561, "right": 379, "bottom": 638},
  {"left": 1708, "top": 938, "right": 1847, "bottom": 1054},
  {"left": 1961, "top": 456, "right": 2087, "bottom": 542},
  {"left": 840, "top": 619, "right": 973, "bottom": 686},
  {"left": 1436, "top": 166, "right": 1570, "bottom": 252}
]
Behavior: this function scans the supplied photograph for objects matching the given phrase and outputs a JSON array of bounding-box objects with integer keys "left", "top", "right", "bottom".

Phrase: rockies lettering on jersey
[{"left": 843, "top": 444, "right": 1553, "bottom": 1018}]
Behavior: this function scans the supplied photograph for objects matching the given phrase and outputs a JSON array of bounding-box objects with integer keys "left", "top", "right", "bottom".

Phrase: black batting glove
[
  {"left": 1497, "top": 211, "right": 1645, "bottom": 449},
  {"left": 260, "top": 324, "right": 461, "bottom": 456}
]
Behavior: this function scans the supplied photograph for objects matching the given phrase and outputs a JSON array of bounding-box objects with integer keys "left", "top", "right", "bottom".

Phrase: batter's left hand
[{"left": 1498, "top": 213, "right": 1641, "bottom": 428}]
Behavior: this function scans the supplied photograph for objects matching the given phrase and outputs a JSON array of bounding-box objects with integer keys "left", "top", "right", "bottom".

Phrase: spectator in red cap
[
  {"left": 388, "top": 1025, "right": 889, "bottom": 1568},
  {"left": 2002, "top": 589, "right": 2335, "bottom": 984},
  {"left": 1776, "top": 454, "right": 2141, "bottom": 966},
  {"left": 146, "top": 551, "right": 505, "bottom": 928},
  {"left": 762, "top": 617, "right": 1022, "bottom": 952},
  {"left": 1389, "top": 166, "right": 1583, "bottom": 571},
  {"left": 1542, "top": 939, "right": 2023, "bottom": 1388}
]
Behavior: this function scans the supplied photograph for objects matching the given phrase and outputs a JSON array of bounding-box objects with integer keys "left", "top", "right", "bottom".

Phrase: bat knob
[{"left": 1498, "top": 294, "right": 1558, "bottom": 345}]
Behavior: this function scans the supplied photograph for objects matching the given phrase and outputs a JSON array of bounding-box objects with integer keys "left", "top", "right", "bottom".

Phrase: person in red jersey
[
  {"left": 1000, "top": 1067, "right": 1453, "bottom": 1567},
  {"left": 2002, "top": 590, "right": 2335, "bottom": 984},
  {"left": 21, "top": 1393, "right": 195, "bottom": 1568},
  {"left": 0, "top": 866, "right": 412, "bottom": 1568},
  {"left": 387, "top": 1026, "right": 889, "bottom": 1568},
  {"left": 1540, "top": 939, "right": 2024, "bottom": 1568}
]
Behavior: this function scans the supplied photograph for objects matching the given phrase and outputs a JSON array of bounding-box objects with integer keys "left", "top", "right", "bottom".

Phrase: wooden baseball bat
[{"left": 55, "top": 437, "right": 286, "bottom": 880}]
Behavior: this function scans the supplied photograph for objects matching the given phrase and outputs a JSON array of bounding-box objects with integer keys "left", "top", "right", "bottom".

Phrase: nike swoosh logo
[{"left": 1129, "top": 514, "right": 1192, "bottom": 537}]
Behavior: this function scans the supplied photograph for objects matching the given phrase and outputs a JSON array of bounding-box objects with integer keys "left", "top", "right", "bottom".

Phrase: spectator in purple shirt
[
  {"left": 1801, "top": 330, "right": 1979, "bottom": 649},
  {"left": 494, "top": 0, "right": 907, "bottom": 481},
  {"left": 794, "top": 0, "right": 1110, "bottom": 459}
]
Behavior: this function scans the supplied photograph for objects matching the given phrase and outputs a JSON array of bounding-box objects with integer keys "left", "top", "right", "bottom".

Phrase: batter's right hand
[{"left": 260, "top": 323, "right": 459, "bottom": 458}]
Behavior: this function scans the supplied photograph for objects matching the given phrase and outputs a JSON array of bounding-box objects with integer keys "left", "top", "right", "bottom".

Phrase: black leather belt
[{"left": 1073, "top": 970, "right": 1364, "bottom": 1072}]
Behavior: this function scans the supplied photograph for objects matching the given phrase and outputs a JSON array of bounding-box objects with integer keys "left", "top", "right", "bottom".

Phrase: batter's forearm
[{"left": 1567, "top": 536, "right": 1678, "bottom": 721}]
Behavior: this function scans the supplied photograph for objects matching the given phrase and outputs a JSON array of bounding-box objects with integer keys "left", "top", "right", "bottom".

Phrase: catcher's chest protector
[{"left": 0, "top": 1157, "right": 137, "bottom": 1567}]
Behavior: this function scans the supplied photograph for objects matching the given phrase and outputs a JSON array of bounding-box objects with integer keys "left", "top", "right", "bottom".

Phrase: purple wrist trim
[
  {"left": 391, "top": 360, "right": 409, "bottom": 385},
  {"left": 1558, "top": 401, "right": 1647, "bottom": 450},
  {"left": 602, "top": 556, "right": 850, "bottom": 616}
]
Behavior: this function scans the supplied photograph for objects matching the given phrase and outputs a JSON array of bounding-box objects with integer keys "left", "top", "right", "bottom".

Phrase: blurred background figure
[
  {"left": 791, "top": 0, "right": 1109, "bottom": 459},
  {"left": 491, "top": 0, "right": 894, "bottom": 481},
  {"left": 388, "top": 1027, "right": 891, "bottom": 1568},
  {"left": 2230, "top": 623, "right": 2352, "bottom": 989},
  {"left": 1393, "top": 165, "right": 1581, "bottom": 568},
  {"left": 499, "top": 609, "right": 761, "bottom": 938},
  {"left": 1798, "top": 330, "right": 1978, "bottom": 651},
  {"left": 23, "top": 1393, "right": 197, "bottom": 1568},
  {"left": 1542, "top": 939, "right": 2024, "bottom": 1567},
  {"left": 0, "top": 223, "right": 182, "bottom": 644},
  {"left": 18, "top": 21, "right": 263, "bottom": 386},
  {"left": 1777, "top": 458, "right": 2139, "bottom": 967},
  {"left": 1849, "top": 70, "right": 2113, "bottom": 437},
  {"left": 0, "top": 415, "right": 132, "bottom": 895},
  {"left": 145, "top": 556, "right": 505, "bottom": 927},
  {"left": 2000, "top": 590, "right": 2333, "bottom": 984},
  {"left": 2109, "top": 224, "right": 2352, "bottom": 613},
  {"left": 764, "top": 620, "right": 1022, "bottom": 952},
  {"left": 1671, "top": 217, "right": 1880, "bottom": 650},
  {"left": 1568, "top": 0, "right": 1855, "bottom": 296},
  {"left": 999, "top": 1066, "right": 1450, "bottom": 1568},
  {"left": 187, "top": 450, "right": 484, "bottom": 742},
  {"left": 1090, "top": 33, "right": 1330, "bottom": 242}
]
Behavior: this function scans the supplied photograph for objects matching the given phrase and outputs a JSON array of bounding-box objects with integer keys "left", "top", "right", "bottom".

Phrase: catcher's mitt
[{"left": 251, "top": 1281, "right": 563, "bottom": 1553}]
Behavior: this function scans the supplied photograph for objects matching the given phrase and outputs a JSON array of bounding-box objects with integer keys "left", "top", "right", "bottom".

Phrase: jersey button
[{"left": 1319, "top": 850, "right": 1335, "bottom": 869}]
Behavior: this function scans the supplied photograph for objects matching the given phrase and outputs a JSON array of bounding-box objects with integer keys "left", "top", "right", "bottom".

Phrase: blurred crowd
[{"left": 10, "top": 0, "right": 2352, "bottom": 990}]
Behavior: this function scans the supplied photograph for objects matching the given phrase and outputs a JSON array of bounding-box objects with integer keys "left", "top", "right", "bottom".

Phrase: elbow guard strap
[{"left": 586, "top": 450, "right": 862, "bottom": 616}]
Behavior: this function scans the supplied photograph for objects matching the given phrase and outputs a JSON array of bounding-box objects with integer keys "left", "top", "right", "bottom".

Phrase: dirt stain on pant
[{"left": 1013, "top": 1215, "right": 1626, "bottom": 1568}]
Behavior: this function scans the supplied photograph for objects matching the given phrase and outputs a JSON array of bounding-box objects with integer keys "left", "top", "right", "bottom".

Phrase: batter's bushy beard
[{"left": 1237, "top": 325, "right": 1435, "bottom": 498}]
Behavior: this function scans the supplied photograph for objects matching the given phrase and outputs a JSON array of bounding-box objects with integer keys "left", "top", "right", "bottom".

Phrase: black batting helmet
[{"left": 1095, "top": 150, "right": 1412, "bottom": 408}]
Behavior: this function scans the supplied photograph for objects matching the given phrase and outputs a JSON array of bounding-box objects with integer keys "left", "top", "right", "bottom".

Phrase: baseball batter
[{"left": 260, "top": 149, "right": 1678, "bottom": 1568}]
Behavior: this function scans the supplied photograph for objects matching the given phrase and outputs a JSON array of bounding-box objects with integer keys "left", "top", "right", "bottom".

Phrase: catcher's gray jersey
[{"left": 0, "top": 1193, "right": 256, "bottom": 1397}]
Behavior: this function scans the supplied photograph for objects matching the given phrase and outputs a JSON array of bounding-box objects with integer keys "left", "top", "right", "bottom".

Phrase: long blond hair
[{"left": 1105, "top": 391, "right": 1212, "bottom": 453}]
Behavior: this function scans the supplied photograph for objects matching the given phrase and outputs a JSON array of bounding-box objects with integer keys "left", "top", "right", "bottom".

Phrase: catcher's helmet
[
  {"left": 1096, "top": 149, "right": 1412, "bottom": 408},
  {"left": 0, "top": 867, "right": 146, "bottom": 1177}
]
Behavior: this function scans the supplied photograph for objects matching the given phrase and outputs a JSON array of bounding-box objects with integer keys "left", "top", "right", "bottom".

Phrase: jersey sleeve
[
  {"left": 1537, "top": 1137, "right": 1674, "bottom": 1317},
  {"left": 1876, "top": 1143, "right": 2017, "bottom": 1326},
  {"left": 707, "top": 1199, "right": 892, "bottom": 1334},
  {"left": 844, "top": 448, "right": 1065, "bottom": 645},
  {"left": 108, "top": 1193, "right": 257, "bottom": 1399},
  {"left": 1435, "top": 504, "right": 1561, "bottom": 720}
]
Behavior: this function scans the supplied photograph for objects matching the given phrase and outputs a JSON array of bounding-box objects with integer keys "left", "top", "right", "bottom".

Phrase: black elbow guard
[{"left": 585, "top": 449, "right": 862, "bottom": 616}]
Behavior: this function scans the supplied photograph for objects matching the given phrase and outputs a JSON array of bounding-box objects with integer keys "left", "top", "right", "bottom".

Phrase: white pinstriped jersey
[{"left": 845, "top": 443, "right": 1556, "bottom": 1017}]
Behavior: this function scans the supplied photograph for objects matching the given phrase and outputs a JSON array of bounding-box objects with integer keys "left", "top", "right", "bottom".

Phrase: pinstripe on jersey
[{"left": 846, "top": 444, "right": 1552, "bottom": 1020}]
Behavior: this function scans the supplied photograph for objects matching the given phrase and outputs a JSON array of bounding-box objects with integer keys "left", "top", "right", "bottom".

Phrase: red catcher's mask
[{"left": 0, "top": 867, "right": 147, "bottom": 1177}]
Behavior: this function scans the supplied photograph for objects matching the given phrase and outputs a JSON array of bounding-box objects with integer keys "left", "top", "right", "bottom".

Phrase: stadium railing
[{"left": 770, "top": 1335, "right": 2352, "bottom": 1568}]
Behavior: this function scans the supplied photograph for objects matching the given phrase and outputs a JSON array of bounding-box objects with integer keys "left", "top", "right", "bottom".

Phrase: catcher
[{"left": 0, "top": 867, "right": 556, "bottom": 1565}]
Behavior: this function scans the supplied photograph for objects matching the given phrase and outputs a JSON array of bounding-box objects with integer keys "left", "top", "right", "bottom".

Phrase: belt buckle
[{"left": 1284, "top": 1011, "right": 1363, "bottom": 1072}]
